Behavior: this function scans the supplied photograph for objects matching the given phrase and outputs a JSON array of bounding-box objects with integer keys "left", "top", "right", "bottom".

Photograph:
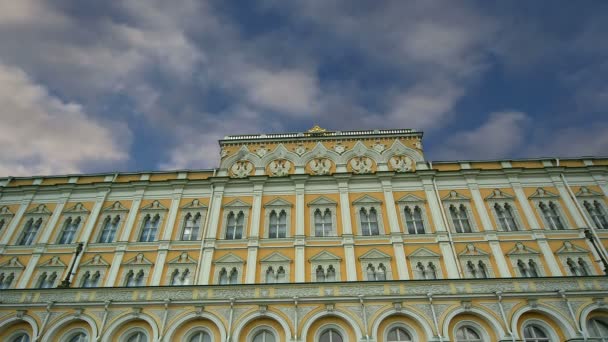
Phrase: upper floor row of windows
[{"left": 2, "top": 188, "right": 607, "bottom": 246}]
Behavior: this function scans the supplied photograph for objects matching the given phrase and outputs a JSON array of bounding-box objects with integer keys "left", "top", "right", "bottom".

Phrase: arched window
[
  {"left": 229, "top": 267, "right": 238, "bottom": 284},
  {"left": 188, "top": 330, "right": 212, "bottom": 342},
  {"left": 126, "top": 331, "right": 148, "bottom": 342},
  {"left": 586, "top": 318, "right": 608, "bottom": 341},
  {"left": 523, "top": 324, "right": 551, "bottom": 342},
  {"left": 578, "top": 258, "right": 590, "bottom": 276},
  {"left": 126, "top": 269, "right": 145, "bottom": 287},
  {"left": 99, "top": 215, "right": 120, "bottom": 243},
  {"left": 67, "top": 332, "right": 87, "bottom": 342},
  {"left": 316, "top": 265, "right": 325, "bottom": 282},
  {"left": 58, "top": 216, "right": 81, "bottom": 244},
  {"left": 19, "top": 218, "right": 43, "bottom": 245},
  {"left": 315, "top": 209, "right": 333, "bottom": 237},
  {"left": 455, "top": 326, "right": 483, "bottom": 342},
  {"left": 539, "top": 201, "right": 564, "bottom": 230},
  {"left": 517, "top": 259, "right": 528, "bottom": 277},
  {"left": 276, "top": 266, "right": 286, "bottom": 283},
  {"left": 427, "top": 262, "right": 437, "bottom": 279},
  {"left": 360, "top": 208, "right": 379, "bottom": 236},
  {"left": 528, "top": 260, "right": 539, "bottom": 277},
  {"left": 139, "top": 214, "right": 160, "bottom": 242},
  {"left": 252, "top": 329, "right": 276, "bottom": 342},
  {"left": 225, "top": 211, "right": 244, "bottom": 240},
  {"left": 0, "top": 218, "right": 5, "bottom": 232},
  {"left": 494, "top": 203, "right": 519, "bottom": 231},
  {"left": 82, "top": 270, "right": 101, "bottom": 288},
  {"left": 478, "top": 261, "right": 488, "bottom": 278},
  {"left": 404, "top": 205, "right": 425, "bottom": 234},
  {"left": 219, "top": 268, "right": 228, "bottom": 285},
  {"left": 319, "top": 328, "right": 343, "bottom": 342},
  {"left": 11, "top": 333, "right": 30, "bottom": 342},
  {"left": 387, "top": 327, "right": 412, "bottom": 341},
  {"left": 450, "top": 205, "right": 472, "bottom": 233},
  {"left": 38, "top": 271, "right": 57, "bottom": 288},
  {"left": 265, "top": 266, "right": 275, "bottom": 284},
  {"left": 182, "top": 213, "right": 201, "bottom": 240},
  {"left": 366, "top": 264, "right": 375, "bottom": 280},
  {"left": 268, "top": 210, "right": 287, "bottom": 238},
  {"left": 584, "top": 200, "right": 608, "bottom": 229},
  {"left": 326, "top": 265, "right": 336, "bottom": 281},
  {"left": 0, "top": 272, "right": 14, "bottom": 289}
]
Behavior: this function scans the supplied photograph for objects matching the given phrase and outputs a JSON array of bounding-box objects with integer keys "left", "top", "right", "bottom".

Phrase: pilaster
[
  {"left": 486, "top": 234, "right": 512, "bottom": 277},
  {"left": 150, "top": 243, "right": 169, "bottom": 285},
  {"left": 464, "top": 175, "right": 495, "bottom": 231},
  {"left": 16, "top": 246, "right": 44, "bottom": 288},
  {"left": 118, "top": 189, "right": 145, "bottom": 242},
  {"left": 105, "top": 244, "right": 126, "bottom": 286},
  {"left": 533, "top": 231, "right": 563, "bottom": 276},
  {"left": 37, "top": 192, "right": 71, "bottom": 244},
  {"left": 160, "top": 187, "right": 184, "bottom": 240},
  {"left": 507, "top": 175, "right": 541, "bottom": 229},
  {"left": 0, "top": 192, "right": 34, "bottom": 246},
  {"left": 550, "top": 174, "right": 586, "bottom": 227}
]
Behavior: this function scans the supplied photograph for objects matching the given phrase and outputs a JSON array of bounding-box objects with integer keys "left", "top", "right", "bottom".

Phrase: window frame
[
  {"left": 120, "top": 253, "right": 153, "bottom": 287},
  {"left": 184, "top": 328, "right": 214, "bottom": 342},
  {"left": 409, "top": 248, "right": 443, "bottom": 280},
  {"left": 61, "top": 328, "right": 89, "bottom": 342},
  {"left": 0, "top": 206, "right": 14, "bottom": 235},
  {"left": 0, "top": 257, "right": 25, "bottom": 290},
  {"left": 15, "top": 204, "right": 52, "bottom": 246},
  {"left": 458, "top": 244, "right": 495, "bottom": 279},
  {"left": 520, "top": 320, "right": 558, "bottom": 342},
  {"left": 309, "top": 251, "right": 342, "bottom": 282},
  {"left": 263, "top": 198, "right": 292, "bottom": 239},
  {"left": 247, "top": 325, "right": 279, "bottom": 342},
  {"left": 135, "top": 200, "right": 168, "bottom": 243},
  {"left": 576, "top": 187, "right": 608, "bottom": 229},
  {"left": 352, "top": 195, "right": 385, "bottom": 236},
  {"left": 442, "top": 191, "right": 478, "bottom": 233},
  {"left": 453, "top": 321, "right": 489, "bottom": 342},
  {"left": 384, "top": 323, "right": 417, "bottom": 342},
  {"left": 315, "top": 324, "right": 348, "bottom": 342},
  {"left": 555, "top": 241, "right": 596, "bottom": 276},
  {"left": 358, "top": 249, "right": 393, "bottom": 281},
  {"left": 179, "top": 199, "right": 208, "bottom": 241},
  {"left": 220, "top": 199, "right": 251, "bottom": 240},
  {"left": 120, "top": 328, "right": 150, "bottom": 342},
  {"left": 260, "top": 252, "right": 291, "bottom": 284},
  {"left": 94, "top": 202, "right": 129, "bottom": 244},
  {"left": 507, "top": 243, "right": 545, "bottom": 277},
  {"left": 308, "top": 197, "right": 338, "bottom": 238},
  {"left": 213, "top": 253, "right": 244, "bottom": 285}
]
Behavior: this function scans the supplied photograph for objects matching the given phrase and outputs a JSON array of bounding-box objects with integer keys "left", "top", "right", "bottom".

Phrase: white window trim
[
  {"left": 458, "top": 245, "right": 494, "bottom": 279},
  {"left": 442, "top": 192, "right": 478, "bottom": 233},
  {"left": 0, "top": 206, "right": 14, "bottom": 234},
  {"left": 555, "top": 242, "right": 595, "bottom": 276},
  {"left": 214, "top": 254, "right": 244, "bottom": 285},
  {"left": 220, "top": 200, "right": 251, "bottom": 240},
  {"left": 408, "top": 248, "right": 443, "bottom": 280},
  {"left": 260, "top": 252, "right": 291, "bottom": 284},
  {"left": 134, "top": 201, "right": 168, "bottom": 243},
  {"left": 61, "top": 328, "right": 89, "bottom": 342},
  {"left": 352, "top": 195, "right": 386, "bottom": 236},
  {"left": 263, "top": 200, "right": 292, "bottom": 239},
  {"left": 179, "top": 199, "right": 208, "bottom": 241},
  {"left": 309, "top": 251, "right": 342, "bottom": 282},
  {"left": 93, "top": 202, "right": 129, "bottom": 244},
  {"left": 184, "top": 328, "right": 214, "bottom": 342},
  {"left": 6, "top": 330, "right": 31, "bottom": 342},
  {"left": 453, "top": 320, "right": 491, "bottom": 342},
  {"left": 308, "top": 200, "right": 338, "bottom": 238},
  {"left": 15, "top": 205, "right": 52, "bottom": 245},
  {"left": 397, "top": 197, "right": 430, "bottom": 235},
  {"left": 315, "top": 324, "right": 349, "bottom": 342},
  {"left": 34, "top": 256, "right": 67, "bottom": 288},
  {"left": 0, "top": 257, "right": 25, "bottom": 289},
  {"left": 384, "top": 323, "right": 418, "bottom": 342},
  {"left": 165, "top": 252, "right": 197, "bottom": 285},
  {"left": 119, "top": 327, "right": 150, "bottom": 342},
  {"left": 506, "top": 244, "right": 545, "bottom": 277},
  {"left": 247, "top": 325, "right": 279, "bottom": 342},
  {"left": 487, "top": 200, "right": 525, "bottom": 232},
  {"left": 532, "top": 199, "right": 569, "bottom": 230},
  {"left": 520, "top": 319, "right": 559, "bottom": 342},
  {"left": 120, "top": 253, "right": 153, "bottom": 287},
  {"left": 575, "top": 187, "right": 608, "bottom": 229},
  {"left": 359, "top": 249, "right": 393, "bottom": 281}
]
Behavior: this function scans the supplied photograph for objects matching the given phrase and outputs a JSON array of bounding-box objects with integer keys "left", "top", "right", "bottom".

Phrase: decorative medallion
[
  {"left": 268, "top": 159, "right": 291, "bottom": 177},
  {"left": 294, "top": 144, "right": 307, "bottom": 156},
  {"left": 255, "top": 145, "right": 268, "bottom": 157},
  {"left": 333, "top": 142, "right": 346, "bottom": 154},
  {"left": 373, "top": 141, "right": 386, "bottom": 153},
  {"left": 350, "top": 156, "right": 373, "bottom": 174},
  {"left": 230, "top": 160, "right": 254, "bottom": 178},
  {"left": 390, "top": 155, "right": 413, "bottom": 172},
  {"left": 309, "top": 158, "right": 332, "bottom": 175}
]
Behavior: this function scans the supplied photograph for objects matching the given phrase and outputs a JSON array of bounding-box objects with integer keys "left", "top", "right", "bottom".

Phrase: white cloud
[
  {"left": 432, "top": 111, "right": 529, "bottom": 160},
  {"left": 0, "top": 63, "right": 130, "bottom": 176}
]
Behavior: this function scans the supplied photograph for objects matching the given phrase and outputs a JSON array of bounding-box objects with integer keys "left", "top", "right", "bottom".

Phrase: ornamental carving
[
  {"left": 230, "top": 160, "right": 253, "bottom": 178},
  {"left": 390, "top": 155, "right": 413, "bottom": 172},
  {"left": 309, "top": 158, "right": 331, "bottom": 175},
  {"left": 333, "top": 142, "right": 346, "bottom": 154},
  {"left": 294, "top": 144, "right": 307, "bottom": 156},
  {"left": 255, "top": 145, "right": 268, "bottom": 157},
  {"left": 268, "top": 159, "right": 291, "bottom": 177},
  {"left": 350, "top": 156, "right": 373, "bottom": 174},
  {"left": 373, "top": 141, "right": 386, "bottom": 153}
]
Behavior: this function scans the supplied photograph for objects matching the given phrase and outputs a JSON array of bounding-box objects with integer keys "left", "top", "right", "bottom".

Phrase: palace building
[{"left": 0, "top": 126, "right": 608, "bottom": 341}]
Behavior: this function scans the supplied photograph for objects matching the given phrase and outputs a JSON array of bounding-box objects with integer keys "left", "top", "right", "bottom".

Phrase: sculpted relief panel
[{"left": 230, "top": 160, "right": 254, "bottom": 178}]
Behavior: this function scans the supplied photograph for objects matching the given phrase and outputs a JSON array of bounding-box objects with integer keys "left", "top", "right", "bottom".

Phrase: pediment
[
  {"left": 396, "top": 194, "right": 426, "bottom": 203},
  {"left": 26, "top": 204, "right": 52, "bottom": 215},
  {"left": 264, "top": 198, "right": 293, "bottom": 208},
  {"left": 181, "top": 199, "right": 208, "bottom": 210},
  {"left": 141, "top": 200, "right": 168, "bottom": 211},
  {"left": 442, "top": 191, "right": 470, "bottom": 201},
  {"left": 224, "top": 199, "right": 252, "bottom": 208},
  {"left": 0, "top": 257, "right": 24, "bottom": 269},
  {"left": 309, "top": 251, "right": 342, "bottom": 262},
  {"left": 123, "top": 253, "right": 154, "bottom": 266},
  {"left": 214, "top": 253, "right": 244, "bottom": 264},
  {"left": 358, "top": 249, "right": 392, "bottom": 261},
  {"left": 307, "top": 196, "right": 338, "bottom": 207},
  {"left": 556, "top": 242, "right": 589, "bottom": 255},
  {"left": 576, "top": 187, "right": 603, "bottom": 197},
  {"left": 80, "top": 254, "right": 110, "bottom": 267},
  {"left": 39, "top": 256, "right": 67, "bottom": 268},
  {"left": 506, "top": 243, "right": 540, "bottom": 255},
  {"left": 0, "top": 206, "right": 14, "bottom": 216},
  {"left": 409, "top": 248, "right": 441, "bottom": 258},
  {"left": 352, "top": 195, "right": 382, "bottom": 205},
  {"left": 63, "top": 203, "right": 89, "bottom": 214},
  {"left": 260, "top": 252, "right": 292, "bottom": 263},
  {"left": 528, "top": 188, "right": 559, "bottom": 199},
  {"left": 485, "top": 189, "right": 515, "bottom": 201},
  {"left": 459, "top": 244, "right": 490, "bottom": 257},
  {"left": 103, "top": 201, "right": 129, "bottom": 212},
  {"left": 167, "top": 252, "right": 197, "bottom": 265}
]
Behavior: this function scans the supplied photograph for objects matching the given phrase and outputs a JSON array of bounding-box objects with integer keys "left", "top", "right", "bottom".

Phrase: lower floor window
[
  {"left": 188, "top": 331, "right": 212, "bottom": 342},
  {"left": 252, "top": 330, "right": 275, "bottom": 342},
  {"left": 455, "top": 326, "right": 482, "bottom": 342},
  {"left": 11, "top": 334, "right": 30, "bottom": 342},
  {"left": 387, "top": 327, "right": 412, "bottom": 341},
  {"left": 67, "top": 332, "right": 87, "bottom": 342},
  {"left": 126, "top": 331, "right": 148, "bottom": 342},
  {"left": 586, "top": 318, "right": 608, "bottom": 340},
  {"left": 319, "top": 329, "right": 343, "bottom": 342},
  {"left": 523, "top": 324, "right": 551, "bottom": 342}
]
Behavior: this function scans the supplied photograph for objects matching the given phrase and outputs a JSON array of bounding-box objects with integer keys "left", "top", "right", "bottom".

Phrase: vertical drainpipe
[
  {"left": 227, "top": 298, "right": 235, "bottom": 342},
  {"left": 495, "top": 291, "right": 516, "bottom": 342},
  {"left": 159, "top": 299, "right": 171, "bottom": 342},
  {"left": 36, "top": 301, "right": 54, "bottom": 342},
  {"left": 427, "top": 293, "right": 444, "bottom": 342},
  {"left": 294, "top": 297, "right": 299, "bottom": 341},
  {"left": 430, "top": 161, "right": 464, "bottom": 278},
  {"left": 359, "top": 295, "right": 370, "bottom": 342},
  {"left": 97, "top": 301, "right": 111, "bottom": 342},
  {"left": 558, "top": 290, "right": 586, "bottom": 340}
]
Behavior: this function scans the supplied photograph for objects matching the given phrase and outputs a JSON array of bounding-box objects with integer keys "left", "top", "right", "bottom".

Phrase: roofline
[
  {"left": 428, "top": 156, "right": 608, "bottom": 164},
  {"left": 219, "top": 128, "right": 423, "bottom": 144}
]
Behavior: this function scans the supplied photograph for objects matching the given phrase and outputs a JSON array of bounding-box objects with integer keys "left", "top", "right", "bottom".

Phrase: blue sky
[{"left": 0, "top": 1, "right": 607, "bottom": 176}]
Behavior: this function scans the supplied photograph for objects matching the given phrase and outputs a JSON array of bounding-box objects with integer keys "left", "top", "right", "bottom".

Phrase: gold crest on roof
[{"left": 307, "top": 125, "right": 327, "bottom": 133}]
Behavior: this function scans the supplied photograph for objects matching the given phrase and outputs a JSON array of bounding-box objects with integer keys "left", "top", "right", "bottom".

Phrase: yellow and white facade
[{"left": 1, "top": 126, "right": 608, "bottom": 341}]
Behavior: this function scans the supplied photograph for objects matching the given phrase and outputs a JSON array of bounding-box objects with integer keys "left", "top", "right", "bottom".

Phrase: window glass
[
  {"left": 11, "top": 333, "right": 30, "bottom": 342},
  {"left": 126, "top": 331, "right": 148, "bottom": 342},
  {"left": 455, "top": 326, "right": 482, "bottom": 342},
  {"left": 319, "top": 329, "right": 343, "bottom": 342},
  {"left": 67, "top": 332, "right": 87, "bottom": 342},
  {"left": 315, "top": 209, "right": 333, "bottom": 237},
  {"left": 58, "top": 217, "right": 81, "bottom": 244},
  {"left": 586, "top": 318, "right": 608, "bottom": 340},
  {"left": 252, "top": 330, "right": 275, "bottom": 342},
  {"left": 189, "top": 331, "right": 212, "bottom": 342},
  {"left": 387, "top": 327, "right": 412, "bottom": 341},
  {"left": 523, "top": 324, "right": 551, "bottom": 342},
  {"left": 182, "top": 213, "right": 201, "bottom": 241},
  {"left": 139, "top": 214, "right": 159, "bottom": 242}
]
